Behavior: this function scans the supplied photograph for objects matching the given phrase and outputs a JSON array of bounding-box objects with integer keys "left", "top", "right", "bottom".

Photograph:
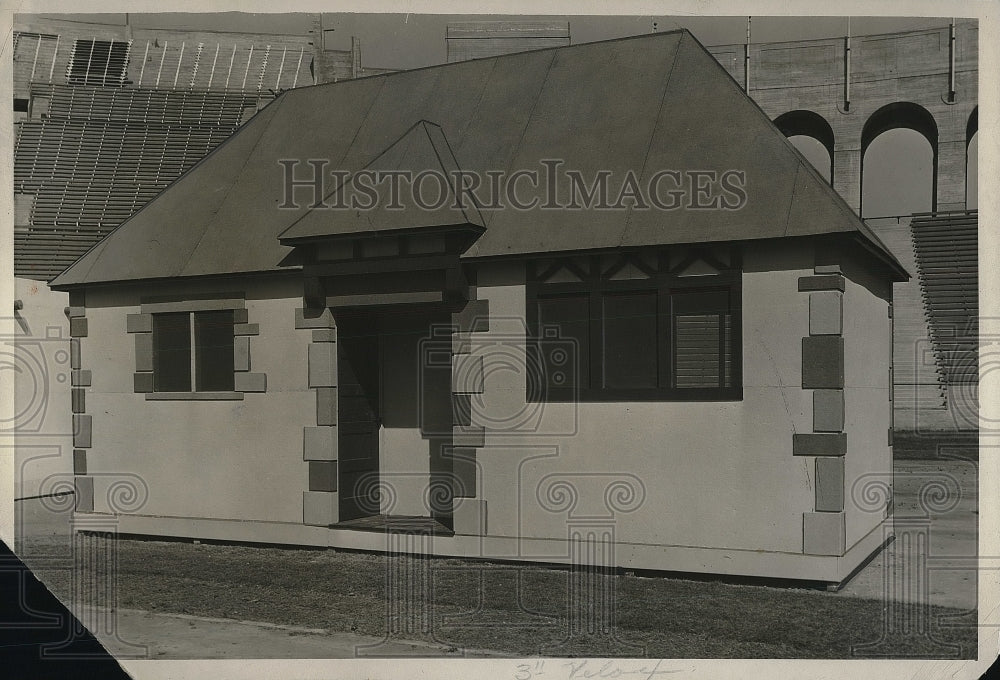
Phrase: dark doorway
[
  {"left": 335, "top": 311, "right": 382, "bottom": 522},
  {"left": 333, "top": 304, "right": 456, "bottom": 529}
]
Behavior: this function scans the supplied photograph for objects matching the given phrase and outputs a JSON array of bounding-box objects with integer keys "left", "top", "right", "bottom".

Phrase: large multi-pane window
[
  {"left": 152, "top": 310, "right": 235, "bottom": 393},
  {"left": 527, "top": 248, "right": 741, "bottom": 401}
]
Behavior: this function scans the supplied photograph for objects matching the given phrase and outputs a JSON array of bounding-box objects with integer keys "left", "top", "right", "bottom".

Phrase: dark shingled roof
[{"left": 51, "top": 29, "right": 907, "bottom": 288}]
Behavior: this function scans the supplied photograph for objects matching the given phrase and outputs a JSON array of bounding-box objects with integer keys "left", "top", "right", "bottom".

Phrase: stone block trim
[
  {"left": 295, "top": 307, "right": 335, "bottom": 329},
  {"left": 73, "top": 414, "right": 92, "bottom": 449},
  {"left": 815, "top": 457, "right": 845, "bottom": 512},
  {"left": 131, "top": 295, "right": 266, "bottom": 397},
  {"left": 449, "top": 447, "right": 478, "bottom": 499},
  {"left": 303, "top": 491, "right": 338, "bottom": 526},
  {"left": 233, "top": 372, "right": 267, "bottom": 393},
  {"left": 69, "top": 317, "right": 89, "bottom": 338},
  {"left": 452, "top": 299, "right": 490, "bottom": 334},
  {"left": 453, "top": 425, "right": 486, "bottom": 448},
  {"left": 303, "top": 427, "right": 337, "bottom": 461},
  {"left": 67, "top": 294, "right": 95, "bottom": 513},
  {"left": 234, "top": 336, "right": 251, "bottom": 372},
  {"left": 792, "top": 433, "right": 847, "bottom": 456},
  {"left": 309, "top": 461, "right": 338, "bottom": 492},
  {"left": 801, "top": 336, "right": 844, "bottom": 389},
  {"left": 799, "top": 265, "right": 849, "bottom": 548},
  {"left": 308, "top": 342, "right": 337, "bottom": 387},
  {"left": 299, "top": 316, "right": 339, "bottom": 526},
  {"left": 316, "top": 387, "right": 338, "bottom": 426},
  {"left": 134, "top": 373, "right": 154, "bottom": 393},
  {"left": 452, "top": 394, "right": 473, "bottom": 426},
  {"left": 453, "top": 498, "right": 487, "bottom": 536},
  {"left": 233, "top": 323, "right": 260, "bottom": 336},
  {"left": 797, "top": 274, "right": 846, "bottom": 292},
  {"left": 446, "top": 298, "right": 491, "bottom": 529},
  {"left": 809, "top": 291, "right": 843, "bottom": 335},
  {"left": 140, "top": 297, "right": 245, "bottom": 314},
  {"left": 813, "top": 390, "right": 845, "bottom": 432},
  {"left": 452, "top": 353, "right": 484, "bottom": 394},
  {"left": 802, "top": 511, "right": 846, "bottom": 556},
  {"left": 134, "top": 333, "right": 154, "bottom": 372},
  {"left": 126, "top": 313, "right": 152, "bottom": 333},
  {"left": 75, "top": 476, "right": 95, "bottom": 513},
  {"left": 73, "top": 450, "right": 87, "bottom": 476},
  {"left": 71, "top": 388, "right": 86, "bottom": 414}
]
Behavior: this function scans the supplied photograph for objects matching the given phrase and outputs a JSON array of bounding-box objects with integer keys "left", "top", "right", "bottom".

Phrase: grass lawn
[{"left": 36, "top": 536, "right": 976, "bottom": 659}]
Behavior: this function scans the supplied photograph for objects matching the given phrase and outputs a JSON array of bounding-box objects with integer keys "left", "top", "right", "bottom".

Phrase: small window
[
  {"left": 67, "top": 39, "right": 131, "bottom": 86},
  {"left": 153, "top": 310, "right": 234, "bottom": 393}
]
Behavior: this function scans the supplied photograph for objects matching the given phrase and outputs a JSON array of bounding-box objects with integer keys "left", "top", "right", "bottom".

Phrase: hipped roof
[{"left": 51, "top": 29, "right": 907, "bottom": 288}]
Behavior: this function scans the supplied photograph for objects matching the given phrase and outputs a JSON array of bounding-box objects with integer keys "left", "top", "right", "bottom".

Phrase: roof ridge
[{"left": 284, "top": 28, "right": 690, "bottom": 95}]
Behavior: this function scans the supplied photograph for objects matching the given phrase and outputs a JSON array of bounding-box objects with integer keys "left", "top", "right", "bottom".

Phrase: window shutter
[{"left": 672, "top": 290, "right": 732, "bottom": 389}]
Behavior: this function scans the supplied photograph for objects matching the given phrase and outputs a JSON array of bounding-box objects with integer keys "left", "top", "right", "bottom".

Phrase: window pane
[
  {"left": 195, "top": 310, "right": 235, "bottom": 392},
  {"left": 535, "top": 294, "right": 590, "bottom": 391},
  {"left": 672, "top": 290, "right": 731, "bottom": 389},
  {"left": 153, "top": 313, "right": 191, "bottom": 392},
  {"left": 602, "top": 290, "right": 657, "bottom": 388}
]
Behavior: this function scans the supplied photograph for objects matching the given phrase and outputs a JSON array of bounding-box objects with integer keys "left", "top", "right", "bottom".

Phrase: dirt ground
[{"left": 12, "top": 457, "right": 979, "bottom": 659}]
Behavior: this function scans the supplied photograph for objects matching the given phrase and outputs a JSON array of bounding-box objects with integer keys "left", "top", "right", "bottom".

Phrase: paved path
[
  {"left": 80, "top": 607, "right": 506, "bottom": 659},
  {"left": 826, "top": 458, "right": 978, "bottom": 611}
]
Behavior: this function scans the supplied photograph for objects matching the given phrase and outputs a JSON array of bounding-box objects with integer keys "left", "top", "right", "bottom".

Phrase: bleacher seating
[
  {"left": 910, "top": 210, "right": 978, "bottom": 387},
  {"left": 14, "top": 82, "right": 272, "bottom": 280}
]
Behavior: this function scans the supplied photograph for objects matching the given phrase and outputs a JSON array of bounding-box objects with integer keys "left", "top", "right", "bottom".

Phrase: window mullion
[
  {"left": 189, "top": 311, "right": 197, "bottom": 392},
  {"left": 589, "top": 289, "right": 601, "bottom": 391},
  {"left": 718, "top": 311, "right": 726, "bottom": 388}
]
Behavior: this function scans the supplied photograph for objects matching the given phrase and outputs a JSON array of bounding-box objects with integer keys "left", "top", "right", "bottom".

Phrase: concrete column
[
  {"left": 833, "top": 147, "right": 861, "bottom": 214},
  {"left": 936, "top": 138, "right": 968, "bottom": 212}
]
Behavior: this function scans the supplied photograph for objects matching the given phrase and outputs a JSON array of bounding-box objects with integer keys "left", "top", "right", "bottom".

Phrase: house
[{"left": 49, "top": 29, "right": 907, "bottom": 585}]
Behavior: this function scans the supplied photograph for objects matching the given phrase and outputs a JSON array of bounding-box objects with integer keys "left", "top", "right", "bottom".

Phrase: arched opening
[
  {"left": 967, "top": 107, "right": 978, "bottom": 210},
  {"left": 773, "top": 110, "right": 834, "bottom": 183},
  {"left": 860, "top": 102, "right": 938, "bottom": 218}
]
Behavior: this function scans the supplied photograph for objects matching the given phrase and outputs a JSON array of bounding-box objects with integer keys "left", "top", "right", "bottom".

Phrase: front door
[{"left": 336, "top": 312, "right": 381, "bottom": 521}]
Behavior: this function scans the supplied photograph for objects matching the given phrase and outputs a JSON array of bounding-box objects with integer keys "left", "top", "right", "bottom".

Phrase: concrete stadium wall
[
  {"left": 13, "top": 15, "right": 314, "bottom": 99},
  {"left": 709, "top": 21, "right": 978, "bottom": 214}
]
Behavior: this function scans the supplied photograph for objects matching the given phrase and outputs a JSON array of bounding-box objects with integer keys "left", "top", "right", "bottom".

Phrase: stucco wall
[
  {"left": 468, "top": 242, "right": 819, "bottom": 558},
  {"left": 842, "top": 273, "right": 893, "bottom": 548},
  {"left": 78, "top": 275, "right": 312, "bottom": 524}
]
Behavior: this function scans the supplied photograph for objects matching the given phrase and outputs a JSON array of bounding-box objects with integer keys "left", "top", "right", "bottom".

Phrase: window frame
[
  {"left": 526, "top": 248, "right": 742, "bottom": 402},
  {"left": 151, "top": 309, "right": 236, "bottom": 395}
]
